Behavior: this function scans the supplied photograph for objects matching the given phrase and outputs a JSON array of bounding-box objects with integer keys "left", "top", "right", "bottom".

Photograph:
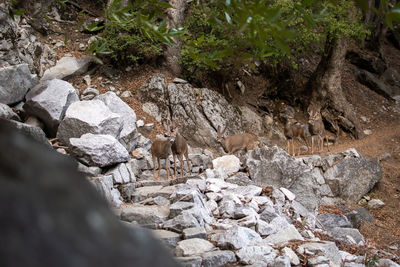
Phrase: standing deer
[
  {"left": 216, "top": 126, "right": 258, "bottom": 154},
  {"left": 168, "top": 118, "right": 191, "bottom": 178},
  {"left": 308, "top": 106, "right": 329, "bottom": 153},
  {"left": 283, "top": 115, "right": 309, "bottom": 156},
  {"left": 150, "top": 136, "right": 175, "bottom": 181}
]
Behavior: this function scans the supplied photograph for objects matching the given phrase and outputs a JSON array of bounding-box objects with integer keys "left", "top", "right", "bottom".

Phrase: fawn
[
  {"left": 150, "top": 135, "right": 175, "bottom": 181},
  {"left": 308, "top": 106, "right": 329, "bottom": 153},
  {"left": 168, "top": 118, "right": 192, "bottom": 178},
  {"left": 216, "top": 125, "right": 258, "bottom": 154},
  {"left": 283, "top": 115, "right": 309, "bottom": 156}
]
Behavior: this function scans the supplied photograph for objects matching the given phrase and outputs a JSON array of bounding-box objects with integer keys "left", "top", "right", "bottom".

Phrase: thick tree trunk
[
  {"left": 308, "top": 37, "right": 364, "bottom": 139},
  {"left": 164, "top": 0, "right": 186, "bottom": 76}
]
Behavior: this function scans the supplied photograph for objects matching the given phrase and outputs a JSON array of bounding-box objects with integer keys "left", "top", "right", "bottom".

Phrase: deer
[
  {"left": 307, "top": 105, "right": 329, "bottom": 154},
  {"left": 167, "top": 118, "right": 192, "bottom": 178},
  {"left": 216, "top": 126, "right": 258, "bottom": 154},
  {"left": 150, "top": 135, "right": 175, "bottom": 181},
  {"left": 283, "top": 115, "right": 310, "bottom": 156}
]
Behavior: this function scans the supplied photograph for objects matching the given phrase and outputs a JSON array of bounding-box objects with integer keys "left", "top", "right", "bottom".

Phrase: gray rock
[
  {"left": 170, "top": 201, "right": 195, "bottom": 218},
  {"left": 281, "top": 247, "right": 300, "bottom": 265},
  {"left": 0, "top": 119, "right": 50, "bottom": 148},
  {"left": 183, "top": 227, "right": 207, "bottom": 239},
  {"left": 24, "top": 79, "right": 79, "bottom": 136},
  {"left": 377, "top": 258, "right": 400, "bottom": 267},
  {"left": 140, "top": 196, "right": 170, "bottom": 206},
  {"left": 256, "top": 216, "right": 291, "bottom": 236},
  {"left": 162, "top": 211, "right": 201, "bottom": 231},
  {"left": 327, "top": 227, "right": 365, "bottom": 245},
  {"left": 77, "top": 162, "right": 102, "bottom": 177},
  {"left": 118, "top": 183, "right": 135, "bottom": 202},
  {"left": 212, "top": 155, "right": 241, "bottom": 175},
  {"left": 69, "top": 134, "right": 129, "bottom": 167},
  {"left": 264, "top": 224, "right": 304, "bottom": 245},
  {"left": 345, "top": 208, "right": 374, "bottom": 229},
  {"left": 226, "top": 172, "right": 254, "bottom": 186},
  {"left": 240, "top": 106, "right": 264, "bottom": 135},
  {"left": 236, "top": 245, "right": 276, "bottom": 265},
  {"left": 106, "top": 162, "right": 136, "bottom": 184},
  {"left": 0, "top": 64, "right": 38, "bottom": 105},
  {"left": 259, "top": 205, "right": 279, "bottom": 223},
  {"left": 142, "top": 102, "right": 161, "bottom": 122},
  {"left": 307, "top": 256, "right": 330, "bottom": 265},
  {"left": 246, "top": 146, "right": 320, "bottom": 211},
  {"left": 121, "top": 204, "right": 169, "bottom": 225},
  {"left": 57, "top": 100, "right": 122, "bottom": 146},
  {"left": 152, "top": 229, "right": 181, "bottom": 250},
  {"left": 368, "top": 199, "right": 385, "bottom": 209},
  {"left": 175, "top": 238, "right": 215, "bottom": 257},
  {"left": 175, "top": 256, "right": 202, "bottom": 267},
  {"left": 0, "top": 103, "right": 20, "bottom": 121},
  {"left": 41, "top": 56, "right": 95, "bottom": 81},
  {"left": 270, "top": 256, "right": 291, "bottom": 267},
  {"left": 138, "top": 75, "right": 244, "bottom": 149},
  {"left": 201, "top": 250, "right": 236, "bottom": 267},
  {"left": 357, "top": 70, "right": 396, "bottom": 100},
  {"left": 324, "top": 157, "right": 382, "bottom": 202},
  {"left": 95, "top": 92, "right": 137, "bottom": 152},
  {"left": 132, "top": 185, "right": 163, "bottom": 202},
  {"left": 317, "top": 213, "right": 352, "bottom": 229},
  {"left": 89, "top": 175, "right": 122, "bottom": 207},
  {"left": 210, "top": 226, "right": 262, "bottom": 249},
  {"left": 297, "top": 241, "right": 342, "bottom": 267},
  {"left": 227, "top": 185, "right": 262, "bottom": 198}
]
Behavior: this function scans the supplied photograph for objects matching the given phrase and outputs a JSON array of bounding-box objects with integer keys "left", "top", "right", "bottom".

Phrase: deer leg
[
  {"left": 166, "top": 160, "right": 171, "bottom": 180},
  {"left": 179, "top": 154, "right": 184, "bottom": 178},
  {"left": 311, "top": 136, "right": 314, "bottom": 154},
  {"left": 157, "top": 158, "right": 161, "bottom": 181},
  {"left": 325, "top": 135, "right": 330, "bottom": 151},
  {"left": 319, "top": 135, "right": 324, "bottom": 152},
  {"left": 152, "top": 156, "right": 157, "bottom": 181},
  {"left": 291, "top": 139, "right": 295, "bottom": 156},
  {"left": 173, "top": 154, "right": 177, "bottom": 179},
  {"left": 185, "top": 150, "right": 192, "bottom": 175}
]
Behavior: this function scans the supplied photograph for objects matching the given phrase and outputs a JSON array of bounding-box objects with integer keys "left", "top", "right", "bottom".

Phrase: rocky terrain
[{"left": 1, "top": 1, "right": 400, "bottom": 267}]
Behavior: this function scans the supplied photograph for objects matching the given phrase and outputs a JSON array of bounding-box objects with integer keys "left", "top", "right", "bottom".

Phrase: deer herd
[{"left": 150, "top": 105, "right": 331, "bottom": 181}]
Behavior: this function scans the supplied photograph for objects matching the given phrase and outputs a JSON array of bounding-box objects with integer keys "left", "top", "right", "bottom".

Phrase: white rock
[
  {"left": 282, "top": 247, "right": 300, "bottom": 265},
  {"left": 41, "top": 56, "right": 94, "bottom": 81},
  {"left": 175, "top": 238, "right": 215, "bottom": 257},
  {"left": 212, "top": 155, "right": 241, "bottom": 175},
  {"left": 368, "top": 199, "right": 385, "bottom": 209},
  {"left": 280, "top": 187, "right": 296, "bottom": 201}
]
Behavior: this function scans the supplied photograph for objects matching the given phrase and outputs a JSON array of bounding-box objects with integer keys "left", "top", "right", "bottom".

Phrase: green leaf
[{"left": 225, "top": 12, "right": 232, "bottom": 24}]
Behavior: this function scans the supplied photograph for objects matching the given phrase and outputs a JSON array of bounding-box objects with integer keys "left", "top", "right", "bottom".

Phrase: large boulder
[
  {"left": 245, "top": 146, "right": 320, "bottom": 211},
  {"left": 0, "top": 120, "right": 179, "bottom": 267},
  {"left": 0, "top": 103, "right": 20, "bottom": 121},
  {"left": 95, "top": 92, "right": 138, "bottom": 152},
  {"left": 57, "top": 100, "right": 122, "bottom": 145},
  {"left": 138, "top": 75, "right": 243, "bottom": 148},
  {"left": 24, "top": 79, "right": 79, "bottom": 136},
  {"left": 41, "top": 56, "right": 95, "bottom": 81},
  {"left": 0, "top": 64, "right": 38, "bottom": 104},
  {"left": 69, "top": 134, "right": 130, "bottom": 167},
  {"left": 323, "top": 156, "right": 382, "bottom": 202}
]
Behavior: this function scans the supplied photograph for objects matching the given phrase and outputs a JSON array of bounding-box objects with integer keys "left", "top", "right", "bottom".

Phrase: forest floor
[{"left": 37, "top": 1, "right": 400, "bottom": 261}]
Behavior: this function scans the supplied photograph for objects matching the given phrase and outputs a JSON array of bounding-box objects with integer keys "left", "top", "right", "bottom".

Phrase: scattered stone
[
  {"left": 162, "top": 212, "right": 201, "bottom": 231},
  {"left": 0, "top": 64, "right": 38, "bottom": 105},
  {"left": 183, "top": 227, "right": 207, "bottom": 240},
  {"left": 201, "top": 250, "right": 236, "bottom": 267},
  {"left": 175, "top": 238, "right": 215, "bottom": 257},
  {"left": 120, "top": 91, "right": 132, "bottom": 98},
  {"left": 41, "top": 56, "right": 95, "bottom": 81},
  {"left": 120, "top": 204, "right": 169, "bottom": 225},
  {"left": 281, "top": 247, "right": 300, "bottom": 265},
  {"left": 345, "top": 208, "right": 374, "bottom": 229},
  {"left": 69, "top": 134, "right": 129, "bottom": 167},
  {"left": 106, "top": 162, "right": 135, "bottom": 184},
  {"left": 363, "top": 129, "right": 372, "bottom": 135},
  {"left": 170, "top": 202, "right": 195, "bottom": 218},
  {"left": 152, "top": 229, "right": 181, "bottom": 250},
  {"left": 175, "top": 256, "right": 202, "bottom": 267},
  {"left": 0, "top": 103, "right": 20, "bottom": 121},
  {"left": 297, "top": 241, "right": 342, "bottom": 267},
  {"left": 236, "top": 245, "right": 275, "bottom": 265},
  {"left": 264, "top": 224, "right": 304, "bottom": 245},
  {"left": 212, "top": 155, "right": 241, "bottom": 176},
  {"left": 0, "top": 119, "right": 50, "bottom": 148},
  {"left": 317, "top": 213, "right": 352, "bottom": 229},
  {"left": 270, "top": 256, "right": 291, "bottom": 267},
  {"left": 89, "top": 175, "right": 122, "bottom": 207},
  {"left": 327, "top": 227, "right": 365, "bottom": 245},
  {"left": 210, "top": 226, "right": 262, "bottom": 250},
  {"left": 77, "top": 162, "right": 102, "bottom": 177},
  {"left": 280, "top": 187, "right": 296, "bottom": 201},
  {"left": 226, "top": 172, "right": 254, "bottom": 186},
  {"left": 368, "top": 199, "right": 385, "bottom": 209}
]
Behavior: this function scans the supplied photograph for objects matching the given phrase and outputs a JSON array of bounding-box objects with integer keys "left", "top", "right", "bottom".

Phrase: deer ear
[
  {"left": 222, "top": 126, "right": 227, "bottom": 135},
  {"left": 217, "top": 125, "right": 221, "bottom": 134}
]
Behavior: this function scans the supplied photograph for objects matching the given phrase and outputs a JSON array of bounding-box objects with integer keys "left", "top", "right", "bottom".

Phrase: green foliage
[
  {"left": 364, "top": 254, "right": 379, "bottom": 267},
  {"left": 8, "top": 0, "right": 25, "bottom": 20},
  {"left": 86, "top": 0, "right": 184, "bottom": 64}
]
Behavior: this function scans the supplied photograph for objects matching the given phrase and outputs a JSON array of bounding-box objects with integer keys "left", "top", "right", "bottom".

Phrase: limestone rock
[
  {"left": 201, "top": 250, "right": 236, "bottom": 267},
  {"left": 210, "top": 226, "right": 262, "bottom": 250},
  {"left": 41, "top": 56, "right": 95, "bottom": 81},
  {"left": 175, "top": 238, "right": 215, "bottom": 257}
]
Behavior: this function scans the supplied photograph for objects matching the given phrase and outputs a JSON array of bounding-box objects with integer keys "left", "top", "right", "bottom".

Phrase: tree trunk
[
  {"left": 308, "top": 37, "right": 364, "bottom": 139},
  {"left": 164, "top": 0, "right": 186, "bottom": 76}
]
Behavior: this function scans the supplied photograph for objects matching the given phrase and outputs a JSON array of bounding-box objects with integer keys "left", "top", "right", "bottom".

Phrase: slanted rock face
[
  {"left": 95, "top": 92, "right": 138, "bottom": 152},
  {"left": 323, "top": 157, "right": 382, "bottom": 202},
  {"left": 0, "top": 64, "right": 38, "bottom": 105},
  {"left": 40, "top": 56, "right": 95, "bottom": 81},
  {"left": 24, "top": 79, "right": 79, "bottom": 136},
  {"left": 57, "top": 100, "right": 122, "bottom": 145},
  {"left": 138, "top": 74, "right": 243, "bottom": 148}
]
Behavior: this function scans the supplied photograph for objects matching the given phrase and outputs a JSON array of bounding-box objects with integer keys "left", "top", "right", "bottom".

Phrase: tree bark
[
  {"left": 164, "top": 0, "right": 186, "bottom": 76},
  {"left": 308, "top": 36, "right": 364, "bottom": 139}
]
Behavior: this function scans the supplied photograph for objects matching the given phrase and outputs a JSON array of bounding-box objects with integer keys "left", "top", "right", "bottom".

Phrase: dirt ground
[{"left": 35, "top": 1, "right": 400, "bottom": 262}]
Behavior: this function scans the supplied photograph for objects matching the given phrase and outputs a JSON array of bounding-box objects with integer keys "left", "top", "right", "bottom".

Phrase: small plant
[
  {"left": 364, "top": 254, "right": 379, "bottom": 267},
  {"left": 8, "top": 0, "right": 25, "bottom": 20}
]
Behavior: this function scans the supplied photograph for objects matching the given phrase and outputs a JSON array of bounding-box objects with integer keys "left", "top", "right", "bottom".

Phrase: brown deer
[
  {"left": 150, "top": 136, "right": 175, "bottom": 181},
  {"left": 168, "top": 118, "right": 192, "bottom": 178},
  {"left": 308, "top": 106, "right": 329, "bottom": 153},
  {"left": 283, "top": 115, "right": 309, "bottom": 156},
  {"left": 216, "top": 126, "right": 258, "bottom": 154}
]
